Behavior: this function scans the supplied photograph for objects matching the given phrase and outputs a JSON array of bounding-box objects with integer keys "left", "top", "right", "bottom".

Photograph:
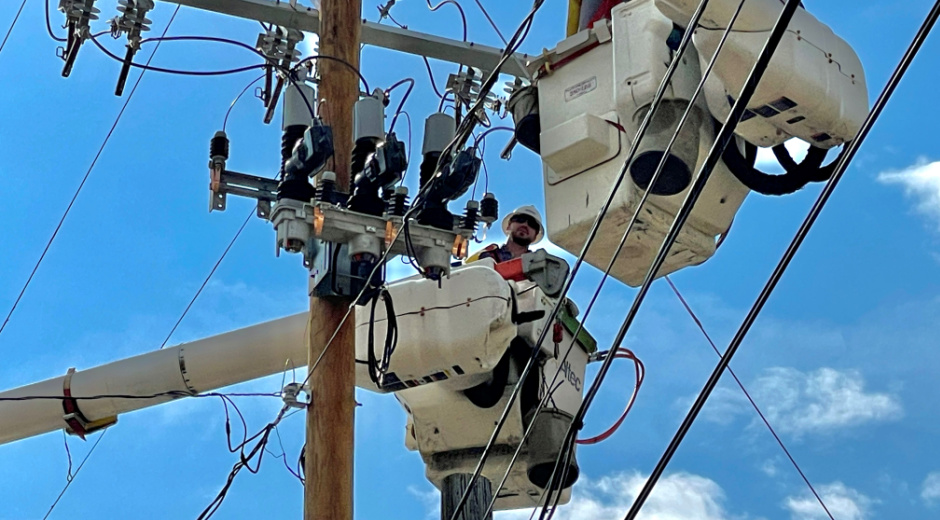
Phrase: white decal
[{"left": 564, "top": 76, "right": 597, "bottom": 102}]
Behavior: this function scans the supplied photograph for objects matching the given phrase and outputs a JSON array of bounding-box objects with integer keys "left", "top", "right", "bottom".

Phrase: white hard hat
[{"left": 502, "top": 205, "right": 544, "bottom": 243}]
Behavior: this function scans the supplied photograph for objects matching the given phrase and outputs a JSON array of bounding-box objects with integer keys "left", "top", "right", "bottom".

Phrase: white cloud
[
  {"left": 784, "top": 482, "right": 874, "bottom": 520},
  {"left": 703, "top": 367, "right": 902, "bottom": 437},
  {"left": 877, "top": 158, "right": 940, "bottom": 229},
  {"left": 409, "top": 484, "right": 439, "bottom": 520},
  {"left": 493, "top": 471, "right": 733, "bottom": 520},
  {"left": 921, "top": 472, "right": 940, "bottom": 506},
  {"left": 760, "top": 458, "right": 780, "bottom": 478}
]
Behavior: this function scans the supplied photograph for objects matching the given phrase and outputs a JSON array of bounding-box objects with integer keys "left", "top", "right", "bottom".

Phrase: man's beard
[{"left": 511, "top": 234, "right": 533, "bottom": 247}]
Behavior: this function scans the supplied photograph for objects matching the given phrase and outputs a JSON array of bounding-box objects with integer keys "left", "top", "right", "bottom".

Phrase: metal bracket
[
  {"left": 446, "top": 68, "right": 504, "bottom": 119},
  {"left": 209, "top": 169, "right": 278, "bottom": 219},
  {"left": 160, "top": 0, "right": 533, "bottom": 78}
]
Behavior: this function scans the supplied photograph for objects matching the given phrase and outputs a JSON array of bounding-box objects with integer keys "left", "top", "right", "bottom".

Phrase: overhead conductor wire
[
  {"left": 41, "top": 429, "right": 108, "bottom": 520},
  {"left": 0, "top": 5, "right": 182, "bottom": 339},
  {"left": 448, "top": 0, "right": 719, "bottom": 517},
  {"left": 623, "top": 2, "right": 940, "bottom": 518},
  {"left": 532, "top": 2, "right": 806, "bottom": 517},
  {"left": 479, "top": 0, "right": 751, "bottom": 515},
  {"left": 160, "top": 209, "right": 255, "bottom": 349},
  {"left": 0, "top": 0, "right": 27, "bottom": 56},
  {"left": 665, "top": 276, "right": 834, "bottom": 519},
  {"left": 38, "top": 208, "right": 256, "bottom": 517}
]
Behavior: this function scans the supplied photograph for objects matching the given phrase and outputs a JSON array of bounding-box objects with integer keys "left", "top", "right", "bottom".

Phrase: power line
[
  {"left": 42, "top": 429, "right": 108, "bottom": 520},
  {"left": 31, "top": 210, "right": 261, "bottom": 513},
  {"left": 0, "top": 0, "right": 27, "bottom": 56},
  {"left": 622, "top": 1, "right": 939, "bottom": 516},
  {"left": 160, "top": 209, "right": 255, "bottom": 349},
  {"left": 664, "top": 276, "right": 834, "bottom": 520},
  {"left": 0, "top": 5, "right": 183, "bottom": 339},
  {"left": 44, "top": 0, "right": 67, "bottom": 42}
]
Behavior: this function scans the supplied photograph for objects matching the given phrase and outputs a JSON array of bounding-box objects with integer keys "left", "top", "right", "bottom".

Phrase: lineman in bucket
[{"left": 468, "top": 205, "right": 545, "bottom": 263}]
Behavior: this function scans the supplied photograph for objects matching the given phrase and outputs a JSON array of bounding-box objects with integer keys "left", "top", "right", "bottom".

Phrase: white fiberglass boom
[{"left": 0, "top": 313, "right": 307, "bottom": 445}]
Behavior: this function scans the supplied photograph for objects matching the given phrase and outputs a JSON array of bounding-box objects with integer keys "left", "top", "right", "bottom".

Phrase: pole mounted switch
[{"left": 284, "top": 123, "right": 335, "bottom": 180}]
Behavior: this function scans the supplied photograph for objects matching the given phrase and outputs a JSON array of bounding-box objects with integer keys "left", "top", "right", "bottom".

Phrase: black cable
[
  {"left": 89, "top": 32, "right": 264, "bottom": 76},
  {"left": 398, "top": 110, "right": 414, "bottom": 184},
  {"left": 0, "top": 6, "right": 181, "bottom": 340},
  {"left": 624, "top": 3, "right": 940, "bottom": 518},
  {"left": 423, "top": 56, "right": 448, "bottom": 100},
  {"left": 41, "top": 429, "right": 108, "bottom": 520},
  {"left": 427, "top": 0, "right": 468, "bottom": 41},
  {"left": 366, "top": 288, "right": 399, "bottom": 385},
  {"left": 44, "top": 0, "right": 67, "bottom": 42},
  {"left": 198, "top": 405, "right": 290, "bottom": 519},
  {"left": 0, "top": 0, "right": 27, "bottom": 56},
  {"left": 272, "top": 424, "right": 305, "bottom": 484},
  {"left": 385, "top": 78, "right": 415, "bottom": 134},
  {"left": 139, "top": 35, "right": 270, "bottom": 62},
  {"left": 0, "top": 392, "right": 279, "bottom": 402},
  {"left": 722, "top": 141, "right": 844, "bottom": 196},
  {"left": 360, "top": 294, "right": 510, "bottom": 325},
  {"left": 160, "top": 209, "right": 254, "bottom": 349},
  {"left": 294, "top": 55, "right": 370, "bottom": 93},
  {"left": 474, "top": 126, "right": 514, "bottom": 147},
  {"left": 223, "top": 74, "right": 266, "bottom": 132}
]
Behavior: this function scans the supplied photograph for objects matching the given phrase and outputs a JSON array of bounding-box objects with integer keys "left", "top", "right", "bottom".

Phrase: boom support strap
[{"left": 62, "top": 368, "right": 118, "bottom": 440}]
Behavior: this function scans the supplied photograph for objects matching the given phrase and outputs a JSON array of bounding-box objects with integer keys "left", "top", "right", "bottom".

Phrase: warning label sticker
[{"left": 565, "top": 77, "right": 597, "bottom": 102}]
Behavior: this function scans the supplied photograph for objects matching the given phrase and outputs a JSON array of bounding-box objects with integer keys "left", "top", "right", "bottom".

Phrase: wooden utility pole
[
  {"left": 441, "top": 474, "right": 494, "bottom": 520},
  {"left": 305, "top": 1, "right": 361, "bottom": 519}
]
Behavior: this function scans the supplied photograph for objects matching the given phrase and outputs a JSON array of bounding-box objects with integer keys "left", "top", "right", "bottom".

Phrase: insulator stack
[
  {"left": 386, "top": 186, "right": 410, "bottom": 217},
  {"left": 480, "top": 193, "right": 498, "bottom": 225},
  {"left": 461, "top": 200, "right": 480, "bottom": 233},
  {"left": 317, "top": 171, "right": 338, "bottom": 204},
  {"left": 209, "top": 131, "right": 229, "bottom": 166}
]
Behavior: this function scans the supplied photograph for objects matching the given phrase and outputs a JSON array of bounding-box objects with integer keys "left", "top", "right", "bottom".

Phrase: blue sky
[{"left": 1, "top": 0, "right": 940, "bottom": 518}]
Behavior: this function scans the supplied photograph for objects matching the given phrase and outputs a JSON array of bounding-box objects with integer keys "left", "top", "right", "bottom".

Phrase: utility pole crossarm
[{"left": 162, "top": 0, "right": 533, "bottom": 78}]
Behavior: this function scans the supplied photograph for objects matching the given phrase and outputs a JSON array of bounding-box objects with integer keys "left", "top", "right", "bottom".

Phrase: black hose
[{"left": 722, "top": 139, "right": 847, "bottom": 196}]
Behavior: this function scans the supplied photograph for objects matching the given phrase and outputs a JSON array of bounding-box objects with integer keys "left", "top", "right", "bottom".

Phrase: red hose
[{"left": 576, "top": 348, "right": 645, "bottom": 445}]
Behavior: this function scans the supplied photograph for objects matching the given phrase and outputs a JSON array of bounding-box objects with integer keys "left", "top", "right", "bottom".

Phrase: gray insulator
[
  {"left": 422, "top": 112, "right": 456, "bottom": 155},
  {"left": 283, "top": 69, "right": 316, "bottom": 130},
  {"left": 354, "top": 94, "right": 386, "bottom": 143}
]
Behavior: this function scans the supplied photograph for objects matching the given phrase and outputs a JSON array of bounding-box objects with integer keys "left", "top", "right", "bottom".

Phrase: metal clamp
[
  {"left": 281, "top": 382, "right": 310, "bottom": 409},
  {"left": 256, "top": 26, "right": 304, "bottom": 123},
  {"left": 62, "top": 368, "right": 117, "bottom": 440}
]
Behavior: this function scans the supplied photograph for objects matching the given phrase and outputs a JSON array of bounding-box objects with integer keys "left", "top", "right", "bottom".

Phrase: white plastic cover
[
  {"left": 537, "top": 0, "right": 749, "bottom": 286},
  {"left": 656, "top": 0, "right": 869, "bottom": 147},
  {"left": 354, "top": 263, "right": 516, "bottom": 393}
]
